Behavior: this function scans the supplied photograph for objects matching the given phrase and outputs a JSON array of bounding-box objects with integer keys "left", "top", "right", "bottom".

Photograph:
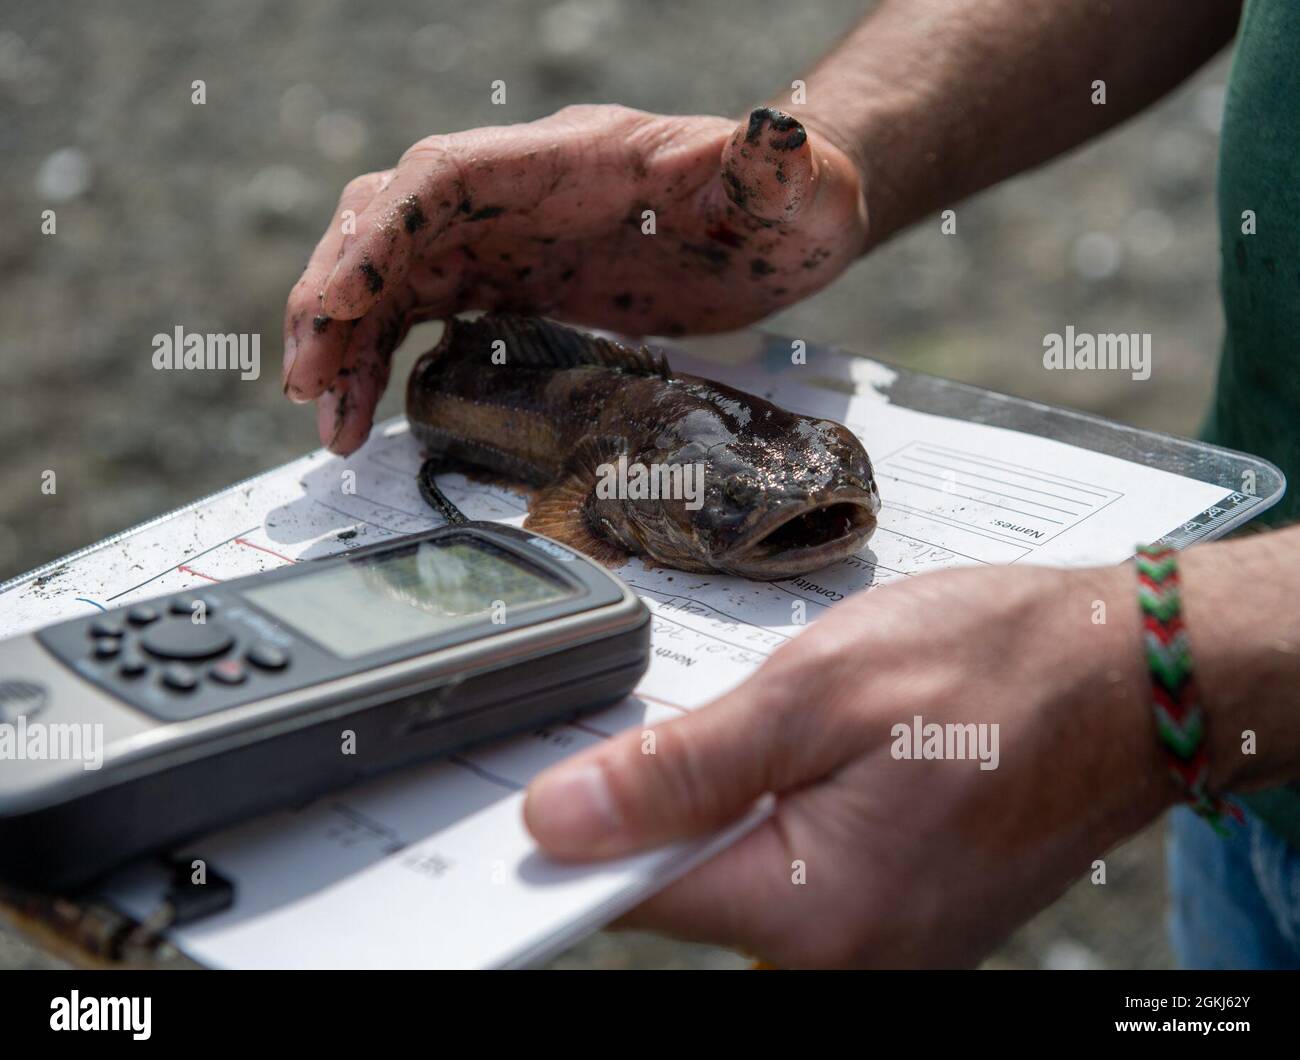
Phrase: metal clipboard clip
[{"left": 0, "top": 854, "right": 234, "bottom": 967}]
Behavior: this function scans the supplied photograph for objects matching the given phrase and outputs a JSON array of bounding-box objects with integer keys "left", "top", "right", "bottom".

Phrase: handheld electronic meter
[{"left": 0, "top": 522, "right": 650, "bottom": 890}]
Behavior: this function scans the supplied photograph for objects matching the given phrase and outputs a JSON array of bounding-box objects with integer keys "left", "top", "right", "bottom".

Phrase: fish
[{"left": 405, "top": 314, "right": 881, "bottom": 580}]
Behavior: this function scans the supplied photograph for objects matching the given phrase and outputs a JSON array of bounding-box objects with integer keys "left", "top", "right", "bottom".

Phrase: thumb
[
  {"left": 719, "top": 107, "right": 818, "bottom": 223},
  {"left": 524, "top": 680, "right": 814, "bottom": 861}
]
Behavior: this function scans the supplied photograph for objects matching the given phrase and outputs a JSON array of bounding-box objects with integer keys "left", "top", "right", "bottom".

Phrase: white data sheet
[{"left": 0, "top": 343, "right": 1251, "bottom": 968}]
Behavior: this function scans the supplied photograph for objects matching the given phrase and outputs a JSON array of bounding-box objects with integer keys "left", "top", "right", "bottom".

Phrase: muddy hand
[{"left": 282, "top": 104, "right": 868, "bottom": 454}]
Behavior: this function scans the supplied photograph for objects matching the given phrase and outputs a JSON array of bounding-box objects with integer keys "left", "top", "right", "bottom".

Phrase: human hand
[
  {"left": 282, "top": 104, "right": 868, "bottom": 453},
  {"left": 523, "top": 563, "right": 1174, "bottom": 967}
]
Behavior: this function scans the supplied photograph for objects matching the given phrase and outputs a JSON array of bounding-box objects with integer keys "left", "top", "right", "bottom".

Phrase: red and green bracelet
[{"left": 1135, "top": 543, "right": 1243, "bottom": 834}]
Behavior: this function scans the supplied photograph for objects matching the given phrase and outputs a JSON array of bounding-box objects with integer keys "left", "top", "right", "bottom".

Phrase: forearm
[
  {"left": 1013, "top": 523, "right": 1300, "bottom": 851},
  {"left": 1181, "top": 525, "right": 1300, "bottom": 793},
  {"left": 789, "top": 0, "right": 1242, "bottom": 247}
]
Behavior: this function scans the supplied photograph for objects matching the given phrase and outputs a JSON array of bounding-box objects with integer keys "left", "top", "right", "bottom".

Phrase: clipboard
[{"left": 0, "top": 327, "right": 1285, "bottom": 969}]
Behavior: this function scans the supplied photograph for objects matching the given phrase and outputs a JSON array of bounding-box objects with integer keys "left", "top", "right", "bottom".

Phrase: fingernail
[
  {"left": 319, "top": 263, "right": 343, "bottom": 315},
  {"left": 528, "top": 763, "right": 620, "bottom": 849},
  {"left": 281, "top": 353, "right": 303, "bottom": 401},
  {"left": 282, "top": 372, "right": 313, "bottom": 404}
]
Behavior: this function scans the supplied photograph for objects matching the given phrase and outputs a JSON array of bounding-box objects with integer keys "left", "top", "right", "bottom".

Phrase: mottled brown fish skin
[{"left": 406, "top": 315, "right": 880, "bottom": 579}]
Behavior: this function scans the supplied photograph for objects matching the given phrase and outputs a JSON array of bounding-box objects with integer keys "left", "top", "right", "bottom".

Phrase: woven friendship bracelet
[{"left": 1134, "top": 544, "right": 1243, "bottom": 834}]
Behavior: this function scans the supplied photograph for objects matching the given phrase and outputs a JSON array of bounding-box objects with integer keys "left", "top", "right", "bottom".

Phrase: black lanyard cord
[{"left": 417, "top": 457, "right": 469, "bottom": 526}]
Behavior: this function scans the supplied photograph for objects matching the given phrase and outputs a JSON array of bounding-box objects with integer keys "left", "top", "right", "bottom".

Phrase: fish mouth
[{"left": 719, "top": 492, "right": 879, "bottom": 580}]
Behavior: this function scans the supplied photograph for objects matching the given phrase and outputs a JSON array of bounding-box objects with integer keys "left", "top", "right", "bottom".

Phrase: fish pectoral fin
[
  {"left": 565, "top": 434, "right": 632, "bottom": 482},
  {"left": 524, "top": 437, "right": 630, "bottom": 569}
]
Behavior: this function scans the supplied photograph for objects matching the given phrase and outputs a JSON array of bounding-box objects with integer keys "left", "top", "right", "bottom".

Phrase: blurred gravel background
[{"left": 0, "top": 0, "right": 1233, "bottom": 969}]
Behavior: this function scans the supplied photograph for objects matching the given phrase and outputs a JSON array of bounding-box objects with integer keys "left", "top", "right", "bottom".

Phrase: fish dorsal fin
[{"left": 447, "top": 314, "right": 672, "bottom": 378}]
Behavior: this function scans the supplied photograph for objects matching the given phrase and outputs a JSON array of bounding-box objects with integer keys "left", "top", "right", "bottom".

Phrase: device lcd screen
[{"left": 243, "top": 537, "right": 571, "bottom": 659}]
